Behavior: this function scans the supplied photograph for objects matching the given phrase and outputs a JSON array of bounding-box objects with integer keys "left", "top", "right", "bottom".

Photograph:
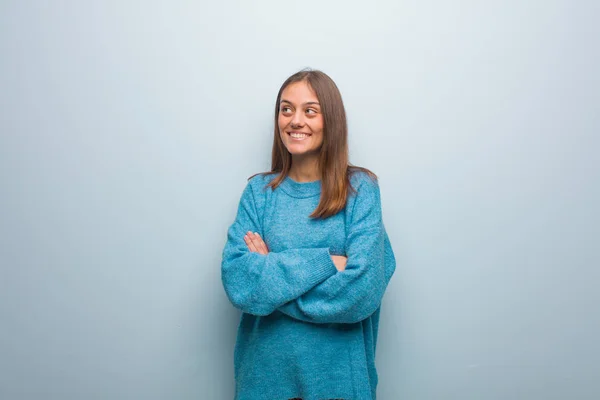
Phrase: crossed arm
[
  {"left": 221, "top": 177, "right": 393, "bottom": 324},
  {"left": 244, "top": 231, "right": 347, "bottom": 272}
]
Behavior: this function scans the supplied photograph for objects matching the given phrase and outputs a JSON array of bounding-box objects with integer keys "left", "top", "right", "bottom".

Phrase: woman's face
[{"left": 278, "top": 81, "right": 324, "bottom": 158}]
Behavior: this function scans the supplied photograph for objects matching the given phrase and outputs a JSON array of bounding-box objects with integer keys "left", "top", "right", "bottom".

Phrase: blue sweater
[{"left": 221, "top": 171, "right": 396, "bottom": 400}]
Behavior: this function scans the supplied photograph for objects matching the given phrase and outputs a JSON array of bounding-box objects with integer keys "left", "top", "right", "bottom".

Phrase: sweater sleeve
[
  {"left": 221, "top": 178, "right": 339, "bottom": 316},
  {"left": 276, "top": 177, "right": 396, "bottom": 324}
]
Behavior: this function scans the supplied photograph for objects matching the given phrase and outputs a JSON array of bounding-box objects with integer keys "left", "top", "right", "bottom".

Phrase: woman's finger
[
  {"left": 254, "top": 233, "right": 269, "bottom": 254},
  {"left": 248, "top": 232, "right": 267, "bottom": 255},
  {"left": 244, "top": 234, "right": 259, "bottom": 252}
]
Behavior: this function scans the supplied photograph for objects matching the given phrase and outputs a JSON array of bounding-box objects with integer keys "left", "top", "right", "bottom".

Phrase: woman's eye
[
  {"left": 306, "top": 109, "right": 317, "bottom": 114},
  {"left": 281, "top": 107, "right": 291, "bottom": 113}
]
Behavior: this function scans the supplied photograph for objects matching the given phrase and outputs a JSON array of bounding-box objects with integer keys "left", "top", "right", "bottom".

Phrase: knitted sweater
[{"left": 221, "top": 171, "right": 396, "bottom": 400}]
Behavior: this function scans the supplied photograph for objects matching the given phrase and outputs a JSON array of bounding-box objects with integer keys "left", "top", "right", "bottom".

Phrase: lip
[
  {"left": 287, "top": 131, "right": 312, "bottom": 139},
  {"left": 285, "top": 131, "right": 312, "bottom": 136}
]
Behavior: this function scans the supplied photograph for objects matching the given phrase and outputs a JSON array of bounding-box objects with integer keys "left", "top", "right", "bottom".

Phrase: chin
[{"left": 287, "top": 148, "right": 319, "bottom": 156}]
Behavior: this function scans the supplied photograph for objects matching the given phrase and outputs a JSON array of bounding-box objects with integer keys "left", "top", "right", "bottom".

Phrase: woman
[{"left": 221, "top": 69, "right": 396, "bottom": 400}]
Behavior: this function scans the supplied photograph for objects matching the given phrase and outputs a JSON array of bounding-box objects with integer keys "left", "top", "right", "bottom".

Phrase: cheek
[
  {"left": 312, "top": 117, "right": 324, "bottom": 134},
  {"left": 278, "top": 120, "right": 287, "bottom": 140},
  {"left": 278, "top": 114, "right": 288, "bottom": 129}
]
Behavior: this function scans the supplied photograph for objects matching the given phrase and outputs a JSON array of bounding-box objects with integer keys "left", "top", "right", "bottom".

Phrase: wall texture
[{"left": 1, "top": 1, "right": 598, "bottom": 399}]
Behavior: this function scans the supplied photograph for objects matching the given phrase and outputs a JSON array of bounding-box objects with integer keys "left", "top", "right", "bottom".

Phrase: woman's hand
[
  {"left": 244, "top": 231, "right": 347, "bottom": 271},
  {"left": 244, "top": 231, "right": 269, "bottom": 255},
  {"left": 331, "top": 255, "right": 347, "bottom": 272}
]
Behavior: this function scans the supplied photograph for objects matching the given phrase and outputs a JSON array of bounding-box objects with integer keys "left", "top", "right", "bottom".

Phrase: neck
[{"left": 289, "top": 154, "right": 320, "bottom": 182}]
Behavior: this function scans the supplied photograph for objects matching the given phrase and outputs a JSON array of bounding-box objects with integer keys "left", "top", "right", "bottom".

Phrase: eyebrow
[{"left": 280, "top": 99, "right": 320, "bottom": 106}]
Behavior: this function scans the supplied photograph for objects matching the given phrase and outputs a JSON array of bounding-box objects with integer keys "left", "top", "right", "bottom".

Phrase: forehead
[{"left": 281, "top": 81, "right": 318, "bottom": 103}]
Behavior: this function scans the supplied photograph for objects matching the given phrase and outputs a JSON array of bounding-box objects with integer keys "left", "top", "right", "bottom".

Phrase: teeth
[{"left": 290, "top": 132, "right": 309, "bottom": 138}]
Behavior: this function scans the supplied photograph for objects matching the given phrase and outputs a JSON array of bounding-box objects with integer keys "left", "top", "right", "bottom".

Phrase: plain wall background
[{"left": 1, "top": 1, "right": 598, "bottom": 399}]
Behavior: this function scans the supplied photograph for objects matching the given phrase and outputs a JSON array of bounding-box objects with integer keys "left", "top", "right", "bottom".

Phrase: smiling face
[{"left": 278, "top": 80, "right": 324, "bottom": 159}]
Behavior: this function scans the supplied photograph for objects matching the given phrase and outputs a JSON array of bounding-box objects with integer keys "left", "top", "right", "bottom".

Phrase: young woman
[{"left": 221, "top": 69, "right": 396, "bottom": 400}]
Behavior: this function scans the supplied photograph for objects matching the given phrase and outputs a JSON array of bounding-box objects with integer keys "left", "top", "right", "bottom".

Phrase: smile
[{"left": 287, "top": 131, "right": 311, "bottom": 140}]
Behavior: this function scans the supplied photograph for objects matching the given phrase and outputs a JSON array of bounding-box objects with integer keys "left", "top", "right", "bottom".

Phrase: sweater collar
[{"left": 279, "top": 174, "right": 322, "bottom": 198}]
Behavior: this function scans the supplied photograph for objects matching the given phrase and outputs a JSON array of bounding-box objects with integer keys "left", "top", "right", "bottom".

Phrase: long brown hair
[{"left": 250, "top": 68, "right": 377, "bottom": 219}]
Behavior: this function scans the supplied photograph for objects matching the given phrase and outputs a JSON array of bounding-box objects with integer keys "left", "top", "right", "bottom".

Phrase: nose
[{"left": 290, "top": 110, "right": 305, "bottom": 128}]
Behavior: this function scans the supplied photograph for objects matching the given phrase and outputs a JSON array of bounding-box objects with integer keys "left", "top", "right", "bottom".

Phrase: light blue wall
[{"left": 1, "top": 1, "right": 598, "bottom": 399}]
